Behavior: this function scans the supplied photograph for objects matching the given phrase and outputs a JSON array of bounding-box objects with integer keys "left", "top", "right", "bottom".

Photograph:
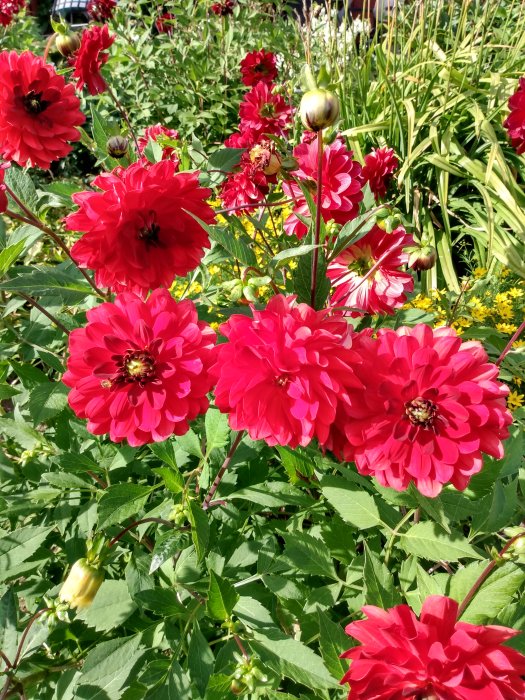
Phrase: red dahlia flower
[
  {"left": 138, "top": 124, "right": 180, "bottom": 165},
  {"left": 342, "top": 596, "right": 525, "bottom": 700},
  {"left": 327, "top": 225, "right": 414, "bottom": 316},
  {"left": 240, "top": 49, "right": 278, "bottom": 87},
  {"left": 70, "top": 24, "right": 114, "bottom": 95},
  {"left": 282, "top": 136, "right": 364, "bottom": 239},
  {"left": 63, "top": 289, "right": 216, "bottom": 446},
  {"left": 220, "top": 166, "right": 268, "bottom": 214},
  {"left": 66, "top": 160, "right": 214, "bottom": 296},
  {"left": 224, "top": 129, "right": 257, "bottom": 149},
  {"left": 239, "top": 82, "right": 293, "bottom": 140},
  {"left": 211, "top": 0, "right": 234, "bottom": 16},
  {"left": 0, "top": 0, "right": 24, "bottom": 26},
  {"left": 0, "top": 162, "right": 9, "bottom": 213},
  {"left": 503, "top": 77, "right": 525, "bottom": 155},
  {"left": 87, "top": 0, "right": 116, "bottom": 22},
  {"left": 210, "top": 294, "right": 362, "bottom": 448},
  {"left": 323, "top": 323, "right": 512, "bottom": 497},
  {"left": 0, "top": 50, "right": 84, "bottom": 169},
  {"left": 155, "top": 11, "right": 175, "bottom": 33},
  {"left": 362, "top": 146, "right": 399, "bottom": 200}
]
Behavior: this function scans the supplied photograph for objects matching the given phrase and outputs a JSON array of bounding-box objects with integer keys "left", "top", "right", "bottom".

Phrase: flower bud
[
  {"left": 59, "top": 559, "right": 104, "bottom": 609},
  {"left": 300, "top": 89, "right": 340, "bottom": 132},
  {"left": 230, "top": 679, "right": 245, "bottom": 695},
  {"left": 249, "top": 143, "right": 281, "bottom": 176},
  {"left": 55, "top": 32, "right": 81, "bottom": 58},
  {"left": 107, "top": 136, "right": 129, "bottom": 159},
  {"left": 408, "top": 245, "right": 437, "bottom": 272}
]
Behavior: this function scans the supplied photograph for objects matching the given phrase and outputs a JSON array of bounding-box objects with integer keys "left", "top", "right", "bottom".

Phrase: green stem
[{"left": 384, "top": 508, "right": 417, "bottom": 566}]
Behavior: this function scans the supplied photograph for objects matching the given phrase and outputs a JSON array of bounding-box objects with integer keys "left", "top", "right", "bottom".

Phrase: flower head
[
  {"left": 239, "top": 82, "right": 293, "bottom": 140},
  {"left": 342, "top": 596, "right": 525, "bottom": 700},
  {"left": 210, "top": 294, "right": 362, "bottom": 448},
  {"left": 155, "top": 11, "right": 175, "bottom": 33},
  {"left": 240, "top": 49, "right": 278, "bottom": 87},
  {"left": 362, "top": 146, "right": 399, "bottom": 200},
  {"left": 327, "top": 225, "right": 414, "bottom": 316},
  {"left": 504, "top": 77, "right": 525, "bottom": 155},
  {"left": 70, "top": 24, "right": 114, "bottom": 95},
  {"left": 87, "top": 0, "right": 116, "bottom": 22},
  {"left": 282, "top": 136, "right": 364, "bottom": 239},
  {"left": 323, "top": 324, "right": 512, "bottom": 497},
  {"left": 0, "top": 0, "right": 24, "bottom": 26},
  {"left": 59, "top": 559, "right": 104, "bottom": 610},
  {"left": 0, "top": 50, "right": 85, "bottom": 169},
  {"left": 224, "top": 129, "right": 257, "bottom": 149},
  {"left": 220, "top": 166, "right": 268, "bottom": 214},
  {"left": 63, "top": 289, "right": 216, "bottom": 446},
  {"left": 138, "top": 123, "right": 180, "bottom": 165},
  {"left": 0, "top": 162, "right": 9, "bottom": 214},
  {"left": 211, "top": 0, "right": 234, "bottom": 16},
  {"left": 66, "top": 160, "right": 214, "bottom": 296}
]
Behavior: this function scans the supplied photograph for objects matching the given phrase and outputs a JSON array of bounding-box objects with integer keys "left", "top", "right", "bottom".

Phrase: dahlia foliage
[
  {"left": 0, "top": 162, "right": 9, "bottom": 214},
  {"left": 504, "top": 76, "right": 525, "bottom": 154}
]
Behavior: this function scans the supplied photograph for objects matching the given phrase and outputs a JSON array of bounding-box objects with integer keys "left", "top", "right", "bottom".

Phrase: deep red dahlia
[
  {"left": 503, "top": 77, "right": 525, "bottom": 155},
  {"left": 155, "top": 11, "right": 175, "bottom": 33},
  {"left": 0, "top": 162, "right": 9, "bottom": 214},
  {"left": 63, "top": 289, "right": 216, "bottom": 446},
  {"left": 362, "top": 146, "right": 399, "bottom": 200},
  {"left": 327, "top": 225, "right": 414, "bottom": 316},
  {"left": 0, "top": 50, "right": 85, "bottom": 169},
  {"left": 66, "top": 160, "right": 214, "bottom": 296},
  {"left": 323, "top": 323, "right": 512, "bottom": 497},
  {"left": 87, "top": 0, "right": 116, "bottom": 22},
  {"left": 224, "top": 129, "right": 257, "bottom": 149},
  {"left": 0, "top": 0, "right": 24, "bottom": 26},
  {"left": 138, "top": 124, "right": 180, "bottom": 165},
  {"left": 220, "top": 166, "right": 268, "bottom": 214},
  {"left": 210, "top": 294, "right": 362, "bottom": 448},
  {"left": 70, "top": 24, "right": 114, "bottom": 96},
  {"left": 240, "top": 49, "right": 278, "bottom": 87},
  {"left": 211, "top": 0, "right": 234, "bottom": 16},
  {"left": 239, "top": 82, "right": 293, "bottom": 140},
  {"left": 342, "top": 596, "right": 525, "bottom": 700},
  {"left": 282, "top": 136, "right": 364, "bottom": 239}
]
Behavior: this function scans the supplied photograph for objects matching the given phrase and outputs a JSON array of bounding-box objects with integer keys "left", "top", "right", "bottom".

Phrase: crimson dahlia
[
  {"left": 210, "top": 294, "right": 362, "bottom": 448},
  {"left": 323, "top": 324, "right": 512, "bottom": 497},
  {"left": 0, "top": 51, "right": 84, "bottom": 169},
  {"left": 362, "top": 146, "right": 399, "bottom": 200},
  {"left": 239, "top": 82, "right": 293, "bottom": 140},
  {"left": 341, "top": 596, "right": 525, "bottom": 699},
  {"left": 138, "top": 124, "right": 180, "bottom": 165},
  {"left": 211, "top": 0, "right": 234, "bottom": 16},
  {"left": 87, "top": 0, "right": 116, "bottom": 22},
  {"left": 66, "top": 160, "right": 214, "bottom": 296},
  {"left": 155, "top": 12, "right": 175, "bottom": 34},
  {"left": 70, "top": 24, "right": 114, "bottom": 95},
  {"left": 240, "top": 49, "right": 278, "bottom": 87},
  {"left": 0, "top": 0, "right": 24, "bottom": 26},
  {"left": 63, "top": 289, "right": 216, "bottom": 446},
  {"left": 504, "top": 77, "right": 525, "bottom": 155}
]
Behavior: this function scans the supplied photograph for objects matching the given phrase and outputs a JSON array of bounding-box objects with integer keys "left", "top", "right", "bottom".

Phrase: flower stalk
[
  {"left": 202, "top": 431, "right": 244, "bottom": 510},
  {"left": 310, "top": 129, "right": 324, "bottom": 308}
]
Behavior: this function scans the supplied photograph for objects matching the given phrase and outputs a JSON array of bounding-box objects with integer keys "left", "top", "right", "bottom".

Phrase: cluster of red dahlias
[
  {"left": 211, "top": 0, "right": 234, "bottom": 16},
  {"left": 87, "top": 0, "right": 116, "bottom": 22},
  {"left": 0, "top": 0, "right": 24, "bottom": 27}
]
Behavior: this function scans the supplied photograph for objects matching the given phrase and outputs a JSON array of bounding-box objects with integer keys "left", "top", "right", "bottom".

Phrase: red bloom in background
[
  {"left": 70, "top": 24, "right": 114, "bottom": 95},
  {"left": 0, "top": 162, "right": 9, "bottom": 213},
  {"left": 138, "top": 124, "right": 180, "bottom": 165},
  {"left": 240, "top": 49, "right": 278, "bottom": 87},
  {"left": 282, "top": 136, "right": 364, "bottom": 239},
  {"left": 66, "top": 160, "right": 214, "bottom": 296},
  {"left": 362, "top": 146, "right": 399, "bottom": 200},
  {"left": 211, "top": 0, "right": 234, "bottom": 16},
  {"left": 0, "top": 0, "right": 25, "bottom": 26},
  {"left": 239, "top": 82, "right": 293, "bottom": 140},
  {"left": 220, "top": 167, "right": 268, "bottom": 214},
  {"left": 155, "top": 11, "right": 175, "bottom": 33},
  {"left": 342, "top": 596, "right": 525, "bottom": 700},
  {"left": 323, "top": 324, "right": 512, "bottom": 497},
  {"left": 504, "top": 77, "right": 525, "bottom": 155},
  {"left": 327, "top": 225, "right": 414, "bottom": 316},
  {"left": 63, "top": 289, "right": 216, "bottom": 446},
  {"left": 211, "top": 294, "right": 362, "bottom": 448},
  {"left": 0, "top": 51, "right": 84, "bottom": 169},
  {"left": 87, "top": 0, "right": 116, "bottom": 22},
  {"left": 224, "top": 129, "right": 257, "bottom": 149}
]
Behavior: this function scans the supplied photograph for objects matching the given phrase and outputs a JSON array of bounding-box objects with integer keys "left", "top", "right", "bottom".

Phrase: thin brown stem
[
  {"left": 310, "top": 130, "right": 324, "bottom": 308},
  {"left": 106, "top": 85, "right": 141, "bottom": 154},
  {"left": 202, "top": 431, "right": 244, "bottom": 510},
  {"left": 43, "top": 33, "right": 57, "bottom": 63},
  {"left": 16, "top": 292, "right": 70, "bottom": 335},
  {"left": 86, "top": 471, "right": 107, "bottom": 489},
  {"left": 495, "top": 318, "right": 525, "bottom": 367},
  {"left": 109, "top": 518, "right": 176, "bottom": 547},
  {"left": 233, "top": 634, "right": 250, "bottom": 660},
  {"left": 0, "top": 651, "right": 11, "bottom": 670}
]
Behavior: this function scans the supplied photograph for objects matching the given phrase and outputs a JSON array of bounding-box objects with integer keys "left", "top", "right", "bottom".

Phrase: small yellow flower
[
  {"left": 507, "top": 390, "right": 524, "bottom": 411},
  {"left": 496, "top": 323, "right": 517, "bottom": 335},
  {"left": 473, "top": 267, "right": 487, "bottom": 279},
  {"left": 513, "top": 339, "right": 525, "bottom": 348},
  {"left": 508, "top": 287, "right": 523, "bottom": 298}
]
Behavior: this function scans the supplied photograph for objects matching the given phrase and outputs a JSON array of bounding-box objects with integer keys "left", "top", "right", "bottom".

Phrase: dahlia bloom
[
  {"left": 0, "top": 51, "right": 85, "bottom": 169},
  {"left": 0, "top": 0, "right": 24, "bottom": 26},
  {"left": 220, "top": 166, "right": 268, "bottom": 214},
  {"left": 327, "top": 225, "right": 414, "bottom": 316},
  {"left": 240, "top": 49, "right": 278, "bottom": 87},
  {"left": 63, "top": 289, "right": 216, "bottom": 446},
  {"left": 87, "top": 0, "right": 116, "bottom": 22},
  {"left": 323, "top": 323, "right": 512, "bottom": 497},
  {"left": 138, "top": 124, "right": 180, "bottom": 165},
  {"left": 224, "top": 129, "right": 257, "bottom": 149},
  {"left": 211, "top": 0, "right": 234, "bottom": 16},
  {"left": 239, "top": 82, "right": 293, "bottom": 140},
  {"left": 282, "top": 136, "right": 364, "bottom": 239},
  {"left": 362, "top": 146, "right": 399, "bottom": 200},
  {"left": 155, "top": 12, "right": 175, "bottom": 34},
  {"left": 503, "top": 77, "right": 525, "bottom": 155},
  {"left": 66, "top": 160, "right": 214, "bottom": 296},
  {"left": 70, "top": 24, "right": 114, "bottom": 96},
  {"left": 341, "top": 596, "right": 525, "bottom": 700},
  {"left": 210, "top": 294, "right": 362, "bottom": 448},
  {"left": 0, "top": 162, "right": 9, "bottom": 214}
]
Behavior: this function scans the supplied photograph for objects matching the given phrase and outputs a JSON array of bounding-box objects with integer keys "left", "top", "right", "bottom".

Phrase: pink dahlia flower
[
  {"left": 282, "top": 136, "right": 364, "bottom": 239},
  {"left": 327, "top": 224, "right": 414, "bottom": 316},
  {"left": 342, "top": 595, "right": 525, "bottom": 700},
  {"left": 362, "top": 146, "right": 399, "bottom": 200},
  {"left": 0, "top": 162, "right": 9, "bottom": 214},
  {"left": 63, "top": 289, "right": 216, "bottom": 446},
  {"left": 240, "top": 49, "right": 278, "bottom": 87},
  {"left": 138, "top": 123, "right": 180, "bottom": 165},
  {"left": 503, "top": 77, "right": 525, "bottom": 155},
  {"left": 0, "top": 0, "right": 25, "bottom": 26},
  {"left": 323, "top": 324, "right": 512, "bottom": 497},
  {"left": 70, "top": 24, "right": 114, "bottom": 95},
  {"left": 239, "top": 82, "right": 293, "bottom": 140},
  {"left": 210, "top": 294, "right": 362, "bottom": 448},
  {"left": 66, "top": 160, "right": 214, "bottom": 296},
  {"left": 0, "top": 50, "right": 85, "bottom": 170}
]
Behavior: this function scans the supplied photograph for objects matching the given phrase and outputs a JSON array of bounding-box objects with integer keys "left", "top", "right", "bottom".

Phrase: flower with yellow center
[
  {"left": 496, "top": 323, "right": 518, "bottom": 335},
  {"left": 507, "top": 391, "right": 524, "bottom": 411}
]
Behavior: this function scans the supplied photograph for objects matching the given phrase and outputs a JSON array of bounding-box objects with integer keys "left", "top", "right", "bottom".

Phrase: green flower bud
[
  {"left": 300, "top": 89, "right": 340, "bottom": 132},
  {"left": 408, "top": 245, "right": 437, "bottom": 272},
  {"left": 107, "top": 136, "right": 129, "bottom": 159},
  {"left": 59, "top": 559, "right": 104, "bottom": 610},
  {"left": 55, "top": 32, "right": 81, "bottom": 58}
]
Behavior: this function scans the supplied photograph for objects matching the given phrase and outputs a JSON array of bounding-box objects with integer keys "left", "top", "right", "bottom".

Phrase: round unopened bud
[
  {"left": 59, "top": 559, "right": 104, "bottom": 610},
  {"left": 107, "top": 136, "right": 129, "bottom": 159},
  {"left": 55, "top": 32, "right": 81, "bottom": 58},
  {"left": 300, "top": 89, "right": 340, "bottom": 132},
  {"left": 230, "top": 679, "right": 245, "bottom": 695},
  {"left": 408, "top": 245, "right": 437, "bottom": 272}
]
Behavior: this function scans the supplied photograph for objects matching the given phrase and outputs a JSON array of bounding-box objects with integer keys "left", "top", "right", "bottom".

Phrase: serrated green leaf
[
  {"left": 363, "top": 543, "right": 401, "bottom": 607},
  {"left": 399, "top": 522, "right": 483, "bottom": 562},
  {"left": 174, "top": 428, "right": 203, "bottom": 458},
  {"left": 75, "top": 580, "right": 136, "bottom": 632},
  {"left": 207, "top": 570, "right": 239, "bottom": 620},
  {"left": 208, "top": 147, "right": 244, "bottom": 172},
  {"left": 5, "top": 166, "right": 38, "bottom": 211},
  {"left": 149, "top": 530, "right": 188, "bottom": 574},
  {"left": 98, "top": 484, "right": 155, "bottom": 529},
  {"left": 187, "top": 623, "right": 214, "bottom": 696},
  {"left": 0, "top": 525, "right": 54, "bottom": 583},
  {"left": 283, "top": 532, "right": 338, "bottom": 580},
  {"left": 0, "top": 240, "right": 25, "bottom": 276},
  {"left": 188, "top": 500, "right": 209, "bottom": 562},
  {"left": 317, "top": 610, "right": 350, "bottom": 681},
  {"left": 144, "top": 659, "right": 192, "bottom": 700},
  {"left": 320, "top": 475, "right": 387, "bottom": 530},
  {"left": 29, "top": 382, "right": 69, "bottom": 424},
  {"left": 204, "top": 408, "right": 230, "bottom": 455}
]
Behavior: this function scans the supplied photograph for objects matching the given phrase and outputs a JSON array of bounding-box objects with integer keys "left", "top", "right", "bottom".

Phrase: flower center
[
  {"left": 22, "top": 90, "right": 50, "bottom": 115},
  {"left": 404, "top": 397, "right": 438, "bottom": 429},
  {"left": 260, "top": 102, "right": 276, "bottom": 118},
  {"left": 107, "top": 349, "right": 157, "bottom": 387},
  {"left": 348, "top": 253, "right": 374, "bottom": 277},
  {"left": 275, "top": 374, "right": 290, "bottom": 387},
  {"left": 137, "top": 212, "right": 160, "bottom": 246}
]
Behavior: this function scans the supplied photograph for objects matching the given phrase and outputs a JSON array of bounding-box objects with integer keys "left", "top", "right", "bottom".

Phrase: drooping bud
[
  {"left": 407, "top": 244, "right": 437, "bottom": 272},
  {"left": 59, "top": 559, "right": 104, "bottom": 609},
  {"left": 55, "top": 32, "right": 81, "bottom": 58},
  {"left": 300, "top": 89, "right": 340, "bottom": 132},
  {"left": 107, "top": 136, "right": 129, "bottom": 159},
  {"left": 249, "top": 142, "right": 281, "bottom": 176}
]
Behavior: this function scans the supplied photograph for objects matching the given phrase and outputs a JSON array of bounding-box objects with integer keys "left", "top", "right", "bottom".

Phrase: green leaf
[
  {"left": 207, "top": 570, "right": 239, "bottom": 620},
  {"left": 98, "top": 484, "right": 155, "bottom": 529},
  {"left": 174, "top": 429, "right": 203, "bottom": 458},
  {"left": 28, "top": 382, "right": 69, "bottom": 424},
  {"left": 275, "top": 446, "right": 315, "bottom": 482},
  {"left": 363, "top": 543, "right": 401, "bottom": 607},
  {"left": 0, "top": 240, "right": 25, "bottom": 277},
  {"left": 0, "top": 525, "right": 54, "bottom": 583},
  {"left": 317, "top": 610, "right": 350, "bottom": 681},
  {"left": 135, "top": 589, "right": 185, "bottom": 617},
  {"left": 187, "top": 623, "right": 214, "bottom": 696},
  {"left": 144, "top": 659, "right": 192, "bottom": 700},
  {"left": 149, "top": 530, "right": 188, "bottom": 574},
  {"left": 187, "top": 500, "right": 209, "bottom": 562},
  {"left": 283, "top": 532, "right": 338, "bottom": 580},
  {"left": 0, "top": 267, "right": 94, "bottom": 301},
  {"left": 0, "top": 590, "right": 18, "bottom": 663},
  {"left": 43, "top": 472, "right": 91, "bottom": 490},
  {"left": 149, "top": 441, "right": 179, "bottom": 470},
  {"left": 76, "top": 580, "right": 137, "bottom": 632},
  {"left": 208, "top": 147, "right": 244, "bottom": 172},
  {"left": 5, "top": 166, "right": 38, "bottom": 211},
  {"left": 399, "top": 522, "right": 484, "bottom": 562},
  {"left": 320, "top": 475, "right": 387, "bottom": 530},
  {"left": 294, "top": 246, "right": 330, "bottom": 310},
  {"left": 271, "top": 244, "right": 321, "bottom": 269},
  {"left": 208, "top": 225, "right": 257, "bottom": 267},
  {"left": 151, "top": 466, "right": 183, "bottom": 494},
  {"left": 204, "top": 408, "right": 230, "bottom": 455}
]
